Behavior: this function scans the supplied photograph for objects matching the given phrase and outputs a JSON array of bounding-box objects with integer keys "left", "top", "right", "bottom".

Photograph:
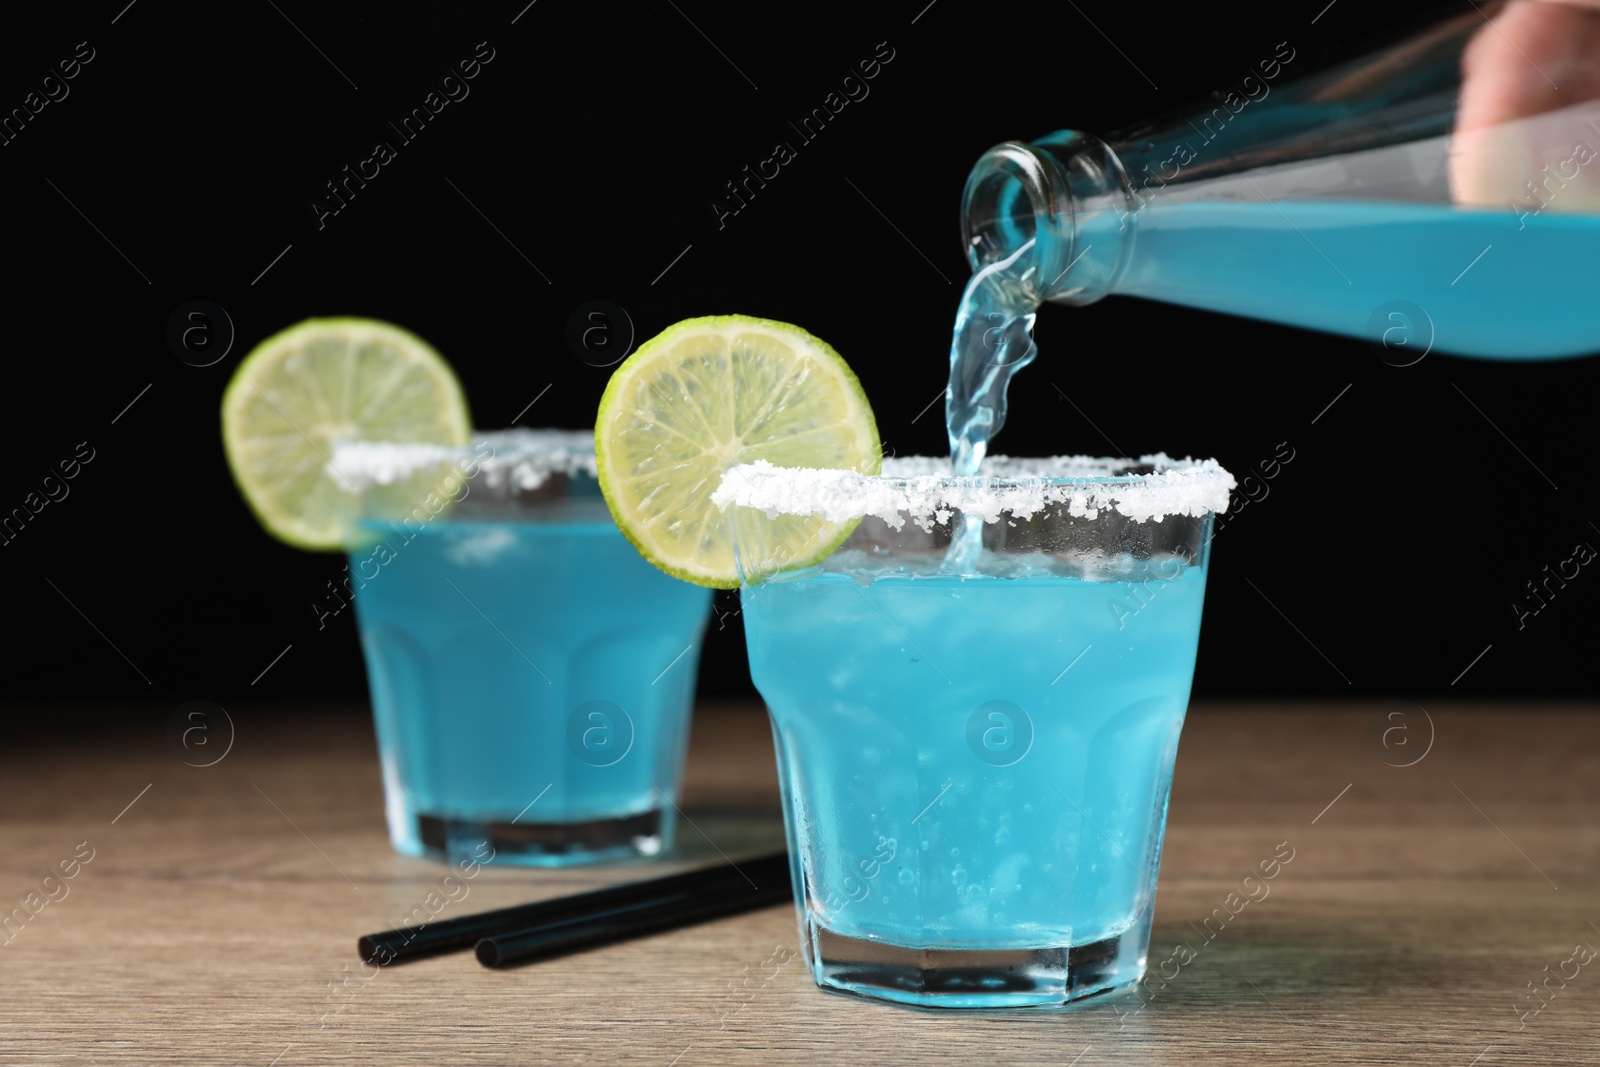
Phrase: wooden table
[{"left": 3, "top": 703, "right": 1597, "bottom": 1065}]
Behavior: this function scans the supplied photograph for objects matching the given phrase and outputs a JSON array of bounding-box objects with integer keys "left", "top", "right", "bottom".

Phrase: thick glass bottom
[
  {"left": 807, "top": 922, "right": 1147, "bottom": 1010},
  {"left": 402, "top": 808, "right": 669, "bottom": 867}
]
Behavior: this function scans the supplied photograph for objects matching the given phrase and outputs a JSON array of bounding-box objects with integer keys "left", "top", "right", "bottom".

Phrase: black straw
[
  {"left": 358, "top": 851, "right": 790, "bottom": 966},
  {"left": 476, "top": 855, "right": 792, "bottom": 967}
]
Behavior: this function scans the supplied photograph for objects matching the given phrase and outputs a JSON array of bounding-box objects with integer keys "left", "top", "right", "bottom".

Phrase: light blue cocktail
[
  {"left": 726, "top": 456, "right": 1231, "bottom": 1007},
  {"left": 338, "top": 431, "right": 711, "bottom": 866}
]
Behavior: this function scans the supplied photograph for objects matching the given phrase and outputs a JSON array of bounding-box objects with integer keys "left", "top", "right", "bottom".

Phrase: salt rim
[
  {"left": 329, "top": 429, "right": 597, "bottom": 492},
  {"left": 711, "top": 453, "right": 1236, "bottom": 530}
]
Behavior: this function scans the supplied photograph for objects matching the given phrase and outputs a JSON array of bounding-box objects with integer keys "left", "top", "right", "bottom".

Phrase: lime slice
[
  {"left": 221, "top": 318, "right": 472, "bottom": 550},
  {"left": 595, "top": 315, "right": 881, "bottom": 588}
]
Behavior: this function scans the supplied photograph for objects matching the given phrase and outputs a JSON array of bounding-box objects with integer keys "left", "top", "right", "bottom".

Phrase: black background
[{"left": 1, "top": 0, "right": 1595, "bottom": 730}]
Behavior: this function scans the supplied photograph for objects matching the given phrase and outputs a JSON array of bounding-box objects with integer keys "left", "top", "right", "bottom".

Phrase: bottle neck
[{"left": 959, "top": 132, "right": 1135, "bottom": 306}]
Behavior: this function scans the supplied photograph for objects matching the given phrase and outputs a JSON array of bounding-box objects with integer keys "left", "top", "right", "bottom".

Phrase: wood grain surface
[{"left": 2, "top": 702, "right": 1597, "bottom": 1066}]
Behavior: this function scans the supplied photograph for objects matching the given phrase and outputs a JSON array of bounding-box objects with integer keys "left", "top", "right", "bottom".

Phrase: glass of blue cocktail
[
  {"left": 720, "top": 454, "right": 1233, "bottom": 1008},
  {"left": 336, "top": 430, "right": 712, "bottom": 866}
]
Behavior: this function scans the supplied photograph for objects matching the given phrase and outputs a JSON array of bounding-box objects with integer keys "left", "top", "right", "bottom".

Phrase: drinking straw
[
  {"left": 358, "top": 851, "right": 790, "bottom": 965},
  {"left": 476, "top": 857, "right": 792, "bottom": 967}
]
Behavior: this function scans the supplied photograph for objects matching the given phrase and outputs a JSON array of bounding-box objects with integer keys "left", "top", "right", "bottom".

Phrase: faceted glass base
[
  {"left": 401, "top": 808, "right": 668, "bottom": 867},
  {"left": 807, "top": 922, "right": 1147, "bottom": 1010}
]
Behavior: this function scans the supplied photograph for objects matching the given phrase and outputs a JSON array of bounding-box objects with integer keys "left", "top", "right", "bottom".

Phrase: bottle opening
[
  {"left": 960, "top": 141, "right": 1072, "bottom": 284},
  {"left": 960, "top": 135, "right": 1133, "bottom": 304}
]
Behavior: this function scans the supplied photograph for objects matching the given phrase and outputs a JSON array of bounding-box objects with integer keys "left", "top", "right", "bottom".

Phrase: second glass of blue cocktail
[
  {"left": 721, "top": 455, "right": 1233, "bottom": 1008},
  {"left": 336, "top": 430, "right": 712, "bottom": 866}
]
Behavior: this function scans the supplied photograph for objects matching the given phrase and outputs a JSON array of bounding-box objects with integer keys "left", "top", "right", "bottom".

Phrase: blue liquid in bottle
[{"left": 1123, "top": 199, "right": 1600, "bottom": 360}]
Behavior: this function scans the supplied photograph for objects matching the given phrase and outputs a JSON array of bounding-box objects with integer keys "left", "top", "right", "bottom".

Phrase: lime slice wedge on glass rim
[
  {"left": 221, "top": 317, "right": 472, "bottom": 550},
  {"left": 595, "top": 314, "right": 881, "bottom": 588}
]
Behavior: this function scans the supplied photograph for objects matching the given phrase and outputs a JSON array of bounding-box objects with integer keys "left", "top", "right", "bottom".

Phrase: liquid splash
[
  {"left": 946, "top": 238, "right": 1041, "bottom": 477},
  {"left": 944, "top": 239, "right": 1042, "bottom": 566}
]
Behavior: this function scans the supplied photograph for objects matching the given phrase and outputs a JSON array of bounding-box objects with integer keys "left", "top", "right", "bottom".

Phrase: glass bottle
[{"left": 960, "top": 1, "right": 1600, "bottom": 359}]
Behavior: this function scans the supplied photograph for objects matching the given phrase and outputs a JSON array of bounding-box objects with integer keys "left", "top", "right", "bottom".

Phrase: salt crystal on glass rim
[
  {"left": 328, "top": 429, "right": 597, "bottom": 492},
  {"left": 711, "top": 454, "right": 1237, "bottom": 532}
]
